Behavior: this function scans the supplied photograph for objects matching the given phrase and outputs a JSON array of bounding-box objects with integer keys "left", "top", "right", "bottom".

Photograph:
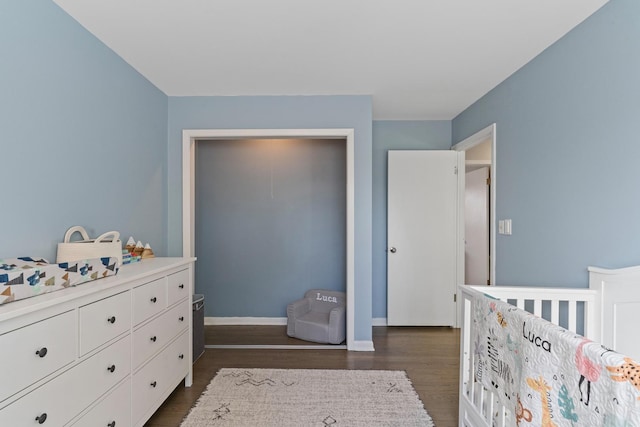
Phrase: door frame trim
[
  {"left": 452, "top": 123, "right": 497, "bottom": 291},
  {"left": 182, "top": 128, "right": 356, "bottom": 350}
]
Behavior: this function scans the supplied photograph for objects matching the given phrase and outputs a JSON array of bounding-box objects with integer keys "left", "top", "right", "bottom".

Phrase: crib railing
[{"left": 458, "top": 284, "right": 599, "bottom": 427}]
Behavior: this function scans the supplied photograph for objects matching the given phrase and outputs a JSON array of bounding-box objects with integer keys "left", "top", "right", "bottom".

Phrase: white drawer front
[
  {"left": 0, "top": 335, "right": 131, "bottom": 427},
  {"left": 132, "top": 298, "right": 189, "bottom": 369},
  {"left": 132, "top": 278, "right": 166, "bottom": 325},
  {"left": 70, "top": 378, "right": 131, "bottom": 427},
  {"left": 132, "top": 331, "right": 189, "bottom": 425},
  {"left": 167, "top": 269, "right": 189, "bottom": 306},
  {"left": 0, "top": 310, "right": 76, "bottom": 404},
  {"left": 79, "top": 290, "right": 131, "bottom": 356}
]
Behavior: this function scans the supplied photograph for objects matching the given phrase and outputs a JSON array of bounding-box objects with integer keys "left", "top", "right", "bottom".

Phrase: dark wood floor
[
  {"left": 205, "top": 325, "right": 336, "bottom": 346},
  {"left": 146, "top": 326, "right": 460, "bottom": 427}
]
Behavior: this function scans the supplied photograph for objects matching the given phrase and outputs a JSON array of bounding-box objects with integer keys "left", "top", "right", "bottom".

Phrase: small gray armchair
[{"left": 286, "top": 289, "right": 346, "bottom": 344}]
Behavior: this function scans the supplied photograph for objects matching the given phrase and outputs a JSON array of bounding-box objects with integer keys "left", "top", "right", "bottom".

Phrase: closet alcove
[{"left": 194, "top": 137, "right": 347, "bottom": 346}]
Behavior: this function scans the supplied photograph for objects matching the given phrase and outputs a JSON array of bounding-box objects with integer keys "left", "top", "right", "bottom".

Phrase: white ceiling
[{"left": 53, "top": 0, "right": 608, "bottom": 120}]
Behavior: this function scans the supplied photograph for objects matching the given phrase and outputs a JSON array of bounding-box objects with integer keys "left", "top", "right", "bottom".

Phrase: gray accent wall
[
  {"left": 0, "top": 0, "right": 168, "bottom": 260},
  {"left": 195, "top": 138, "right": 346, "bottom": 317},
  {"left": 453, "top": 0, "right": 640, "bottom": 286},
  {"left": 372, "top": 121, "right": 452, "bottom": 318}
]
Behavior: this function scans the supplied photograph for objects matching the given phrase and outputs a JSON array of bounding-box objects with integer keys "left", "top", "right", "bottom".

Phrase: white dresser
[{"left": 0, "top": 257, "right": 195, "bottom": 427}]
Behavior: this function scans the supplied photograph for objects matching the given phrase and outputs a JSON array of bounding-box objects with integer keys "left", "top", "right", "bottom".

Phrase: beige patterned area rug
[{"left": 181, "top": 368, "right": 434, "bottom": 426}]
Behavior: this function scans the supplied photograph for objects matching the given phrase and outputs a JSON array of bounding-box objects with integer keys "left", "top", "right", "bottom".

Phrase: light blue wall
[
  {"left": 20, "top": 0, "right": 629, "bottom": 333},
  {"left": 167, "top": 95, "right": 373, "bottom": 341},
  {"left": 452, "top": 0, "right": 640, "bottom": 286},
  {"left": 195, "top": 139, "right": 346, "bottom": 317},
  {"left": 0, "top": 0, "right": 168, "bottom": 261},
  {"left": 371, "top": 121, "right": 452, "bottom": 318}
]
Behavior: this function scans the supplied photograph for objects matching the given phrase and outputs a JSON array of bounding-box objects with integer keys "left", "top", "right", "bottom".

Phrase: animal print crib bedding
[
  {"left": 0, "top": 256, "right": 118, "bottom": 305},
  {"left": 472, "top": 293, "right": 640, "bottom": 426}
]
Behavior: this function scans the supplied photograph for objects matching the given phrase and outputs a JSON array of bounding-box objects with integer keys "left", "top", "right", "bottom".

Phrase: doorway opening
[
  {"left": 182, "top": 129, "right": 356, "bottom": 350},
  {"left": 453, "top": 123, "right": 497, "bottom": 288}
]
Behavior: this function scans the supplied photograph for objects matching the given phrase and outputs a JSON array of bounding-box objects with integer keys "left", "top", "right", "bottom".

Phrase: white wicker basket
[{"left": 56, "top": 226, "right": 122, "bottom": 266}]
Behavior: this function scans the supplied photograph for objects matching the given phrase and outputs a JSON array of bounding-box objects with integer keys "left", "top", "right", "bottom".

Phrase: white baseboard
[
  {"left": 350, "top": 340, "right": 375, "bottom": 352},
  {"left": 205, "top": 344, "right": 347, "bottom": 350},
  {"left": 204, "top": 317, "right": 288, "bottom": 326},
  {"left": 372, "top": 317, "right": 387, "bottom": 326},
  {"left": 204, "top": 317, "right": 388, "bottom": 327}
]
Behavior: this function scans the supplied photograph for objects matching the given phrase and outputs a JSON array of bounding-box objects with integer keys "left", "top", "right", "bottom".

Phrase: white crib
[{"left": 458, "top": 264, "right": 640, "bottom": 427}]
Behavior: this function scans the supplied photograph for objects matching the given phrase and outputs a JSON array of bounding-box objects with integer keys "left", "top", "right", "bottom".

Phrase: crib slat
[
  {"left": 497, "top": 403, "right": 507, "bottom": 427},
  {"left": 568, "top": 300, "right": 577, "bottom": 332},
  {"left": 551, "top": 300, "right": 560, "bottom": 325},
  {"left": 516, "top": 299, "right": 525, "bottom": 310},
  {"left": 584, "top": 300, "right": 596, "bottom": 340},
  {"left": 533, "top": 299, "right": 542, "bottom": 316},
  {"left": 467, "top": 352, "right": 475, "bottom": 398}
]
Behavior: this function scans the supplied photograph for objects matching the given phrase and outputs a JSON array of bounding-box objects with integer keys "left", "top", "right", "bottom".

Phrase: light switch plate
[{"left": 498, "top": 220, "right": 505, "bottom": 234}]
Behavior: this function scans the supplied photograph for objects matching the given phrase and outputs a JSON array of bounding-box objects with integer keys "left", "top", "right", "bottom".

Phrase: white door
[
  {"left": 465, "top": 167, "right": 490, "bottom": 285},
  {"left": 387, "top": 150, "right": 461, "bottom": 326}
]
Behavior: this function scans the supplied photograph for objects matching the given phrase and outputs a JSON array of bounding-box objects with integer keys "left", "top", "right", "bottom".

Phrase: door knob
[{"left": 389, "top": 247, "right": 397, "bottom": 253}]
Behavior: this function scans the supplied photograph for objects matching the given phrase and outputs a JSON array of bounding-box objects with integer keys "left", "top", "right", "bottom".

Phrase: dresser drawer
[
  {"left": 132, "top": 278, "right": 166, "bottom": 325},
  {"left": 167, "top": 269, "right": 189, "bottom": 306},
  {"left": 133, "top": 298, "right": 189, "bottom": 369},
  {"left": 0, "top": 310, "right": 76, "bottom": 403},
  {"left": 132, "top": 331, "right": 189, "bottom": 425},
  {"left": 79, "top": 290, "right": 131, "bottom": 356},
  {"left": 0, "top": 334, "right": 131, "bottom": 427},
  {"left": 70, "top": 378, "right": 131, "bottom": 427}
]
